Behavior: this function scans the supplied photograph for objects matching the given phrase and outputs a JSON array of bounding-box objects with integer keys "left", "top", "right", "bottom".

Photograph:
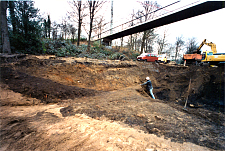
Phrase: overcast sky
[{"left": 34, "top": 0, "right": 225, "bottom": 53}]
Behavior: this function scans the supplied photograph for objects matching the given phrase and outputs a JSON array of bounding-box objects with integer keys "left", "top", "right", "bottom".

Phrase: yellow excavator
[{"left": 199, "top": 39, "right": 225, "bottom": 66}]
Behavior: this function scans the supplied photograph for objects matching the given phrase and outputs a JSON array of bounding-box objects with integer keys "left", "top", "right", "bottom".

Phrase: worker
[
  {"left": 163, "top": 56, "right": 167, "bottom": 63},
  {"left": 140, "top": 77, "right": 155, "bottom": 99}
]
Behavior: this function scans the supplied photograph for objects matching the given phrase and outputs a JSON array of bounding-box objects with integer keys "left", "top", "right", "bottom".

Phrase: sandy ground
[{"left": 0, "top": 55, "right": 224, "bottom": 150}]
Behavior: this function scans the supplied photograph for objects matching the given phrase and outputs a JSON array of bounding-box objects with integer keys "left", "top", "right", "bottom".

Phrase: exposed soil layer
[{"left": 0, "top": 55, "right": 224, "bottom": 150}]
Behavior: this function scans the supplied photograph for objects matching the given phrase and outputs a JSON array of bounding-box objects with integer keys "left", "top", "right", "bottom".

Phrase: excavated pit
[{"left": 0, "top": 55, "right": 224, "bottom": 150}]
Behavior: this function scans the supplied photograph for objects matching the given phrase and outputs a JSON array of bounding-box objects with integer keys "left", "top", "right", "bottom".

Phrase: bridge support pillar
[{"left": 102, "top": 38, "right": 112, "bottom": 46}]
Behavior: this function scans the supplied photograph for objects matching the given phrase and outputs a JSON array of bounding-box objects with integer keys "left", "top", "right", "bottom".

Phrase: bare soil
[{"left": 0, "top": 55, "right": 224, "bottom": 151}]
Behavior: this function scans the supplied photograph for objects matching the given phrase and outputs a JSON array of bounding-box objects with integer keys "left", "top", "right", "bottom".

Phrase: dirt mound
[{"left": 0, "top": 66, "right": 98, "bottom": 103}]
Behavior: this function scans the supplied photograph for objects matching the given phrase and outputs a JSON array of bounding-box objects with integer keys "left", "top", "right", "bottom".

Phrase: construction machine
[
  {"left": 195, "top": 39, "right": 217, "bottom": 54},
  {"left": 183, "top": 39, "right": 225, "bottom": 66},
  {"left": 201, "top": 51, "right": 225, "bottom": 65}
]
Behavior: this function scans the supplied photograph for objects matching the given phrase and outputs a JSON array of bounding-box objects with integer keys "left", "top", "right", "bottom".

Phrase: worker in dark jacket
[{"left": 140, "top": 77, "right": 155, "bottom": 99}]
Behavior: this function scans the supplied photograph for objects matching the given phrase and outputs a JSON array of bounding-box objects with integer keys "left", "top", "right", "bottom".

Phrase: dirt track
[{"left": 0, "top": 55, "right": 224, "bottom": 150}]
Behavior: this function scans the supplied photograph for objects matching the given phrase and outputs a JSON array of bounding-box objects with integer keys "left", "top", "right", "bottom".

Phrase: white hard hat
[{"left": 146, "top": 77, "right": 150, "bottom": 80}]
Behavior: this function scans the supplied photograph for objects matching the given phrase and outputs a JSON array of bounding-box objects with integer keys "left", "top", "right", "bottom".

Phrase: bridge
[{"left": 92, "top": 1, "right": 225, "bottom": 45}]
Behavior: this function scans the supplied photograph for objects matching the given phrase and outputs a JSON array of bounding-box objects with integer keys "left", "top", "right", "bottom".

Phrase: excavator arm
[
  {"left": 196, "top": 39, "right": 217, "bottom": 54},
  {"left": 196, "top": 39, "right": 206, "bottom": 53},
  {"left": 204, "top": 41, "right": 217, "bottom": 54}
]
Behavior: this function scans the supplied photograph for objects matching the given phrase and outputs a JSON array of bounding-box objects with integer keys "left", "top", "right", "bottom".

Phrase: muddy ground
[{"left": 0, "top": 54, "right": 224, "bottom": 150}]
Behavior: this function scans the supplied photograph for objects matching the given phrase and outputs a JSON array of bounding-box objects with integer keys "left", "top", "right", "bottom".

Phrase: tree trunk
[
  {"left": 77, "top": 19, "right": 81, "bottom": 46},
  {"left": 9, "top": 2, "right": 17, "bottom": 35},
  {"left": 134, "top": 33, "right": 137, "bottom": 51},
  {"left": 44, "top": 20, "right": 47, "bottom": 38},
  {"left": 23, "top": 2, "right": 28, "bottom": 40},
  {"left": 47, "top": 15, "right": 51, "bottom": 38},
  {"left": 1, "top": 1, "right": 11, "bottom": 53},
  {"left": 175, "top": 47, "right": 178, "bottom": 61},
  {"left": 121, "top": 37, "right": 123, "bottom": 47},
  {"left": 131, "top": 34, "right": 134, "bottom": 50},
  {"left": 77, "top": 1, "right": 81, "bottom": 46},
  {"left": 87, "top": 15, "right": 93, "bottom": 51},
  {"left": 87, "top": 1, "right": 96, "bottom": 52},
  {"left": 141, "top": 31, "right": 147, "bottom": 54},
  {"left": 145, "top": 39, "right": 147, "bottom": 52}
]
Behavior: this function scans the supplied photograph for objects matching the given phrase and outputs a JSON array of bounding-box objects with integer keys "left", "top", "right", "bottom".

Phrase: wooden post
[{"left": 183, "top": 78, "right": 191, "bottom": 110}]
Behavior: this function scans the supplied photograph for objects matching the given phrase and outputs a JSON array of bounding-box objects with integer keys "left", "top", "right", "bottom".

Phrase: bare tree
[
  {"left": 68, "top": 24, "right": 77, "bottom": 43},
  {"left": 93, "top": 15, "right": 106, "bottom": 41},
  {"left": 127, "top": 9, "right": 139, "bottom": 51},
  {"left": 165, "top": 43, "right": 175, "bottom": 60},
  {"left": 60, "top": 18, "right": 69, "bottom": 40},
  {"left": 139, "top": 1, "right": 159, "bottom": 54},
  {"left": 1, "top": 1, "right": 11, "bottom": 53},
  {"left": 157, "top": 28, "right": 168, "bottom": 54},
  {"left": 145, "top": 29, "right": 157, "bottom": 52},
  {"left": 133, "top": 11, "right": 144, "bottom": 52},
  {"left": 186, "top": 37, "right": 198, "bottom": 54},
  {"left": 87, "top": 0, "right": 105, "bottom": 51},
  {"left": 69, "top": 0, "right": 87, "bottom": 46},
  {"left": 175, "top": 36, "right": 185, "bottom": 61},
  {"left": 52, "top": 21, "right": 59, "bottom": 40}
]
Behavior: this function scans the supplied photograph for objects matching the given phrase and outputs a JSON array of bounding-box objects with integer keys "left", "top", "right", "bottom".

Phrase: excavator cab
[
  {"left": 202, "top": 51, "right": 213, "bottom": 62},
  {"left": 202, "top": 52, "right": 206, "bottom": 60}
]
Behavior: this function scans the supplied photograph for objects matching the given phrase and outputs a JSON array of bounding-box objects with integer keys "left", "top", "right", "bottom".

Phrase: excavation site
[{"left": 0, "top": 55, "right": 224, "bottom": 151}]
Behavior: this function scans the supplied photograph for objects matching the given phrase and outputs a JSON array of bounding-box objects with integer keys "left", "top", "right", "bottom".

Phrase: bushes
[
  {"left": 130, "top": 51, "right": 140, "bottom": 60},
  {"left": 108, "top": 52, "right": 122, "bottom": 60},
  {"left": 42, "top": 39, "right": 140, "bottom": 60},
  {"left": 42, "top": 39, "right": 82, "bottom": 57}
]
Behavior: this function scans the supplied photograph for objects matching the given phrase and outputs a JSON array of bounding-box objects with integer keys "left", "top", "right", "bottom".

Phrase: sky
[{"left": 34, "top": 0, "right": 225, "bottom": 53}]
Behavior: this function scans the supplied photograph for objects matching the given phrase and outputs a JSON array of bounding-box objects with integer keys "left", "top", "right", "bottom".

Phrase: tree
[
  {"left": 93, "top": 15, "right": 106, "bottom": 46},
  {"left": 68, "top": 24, "right": 77, "bottom": 43},
  {"left": 175, "top": 36, "right": 185, "bottom": 61},
  {"left": 52, "top": 21, "right": 59, "bottom": 40},
  {"left": 1, "top": 1, "right": 11, "bottom": 53},
  {"left": 60, "top": 18, "right": 69, "bottom": 40},
  {"left": 157, "top": 28, "right": 168, "bottom": 54},
  {"left": 87, "top": 0, "right": 105, "bottom": 52},
  {"left": 165, "top": 43, "right": 175, "bottom": 60},
  {"left": 8, "top": 1, "right": 42, "bottom": 53},
  {"left": 139, "top": 1, "right": 159, "bottom": 54},
  {"left": 144, "top": 29, "right": 156, "bottom": 53},
  {"left": 128, "top": 10, "right": 135, "bottom": 51},
  {"left": 132, "top": 11, "right": 143, "bottom": 52},
  {"left": 43, "top": 15, "right": 51, "bottom": 38},
  {"left": 47, "top": 15, "right": 51, "bottom": 38},
  {"left": 69, "top": 0, "right": 87, "bottom": 46},
  {"left": 8, "top": 1, "right": 17, "bottom": 36},
  {"left": 43, "top": 19, "right": 48, "bottom": 38},
  {"left": 186, "top": 37, "right": 198, "bottom": 54}
]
